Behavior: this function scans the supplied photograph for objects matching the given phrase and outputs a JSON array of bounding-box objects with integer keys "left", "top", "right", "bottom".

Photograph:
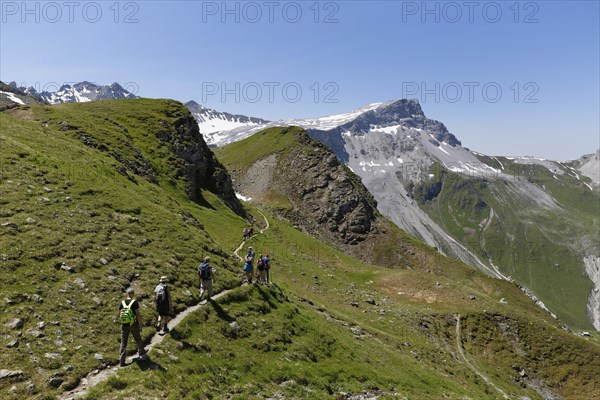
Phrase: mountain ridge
[{"left": 208, "top": 99, "right": 599, "bottom": 331}]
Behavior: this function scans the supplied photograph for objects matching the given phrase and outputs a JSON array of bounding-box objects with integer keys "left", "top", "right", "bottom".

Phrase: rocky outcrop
[
  {"left": 155, "top": 111, "right": 244, "bottom": 216},
  {"left": 238, "top": 127, "right": 378, "bottom": 245},
  {"left": 285, "top": 136, "right": 377, "bottom": 244}
]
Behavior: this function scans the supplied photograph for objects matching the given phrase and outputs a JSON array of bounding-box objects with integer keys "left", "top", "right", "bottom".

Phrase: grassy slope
[
  {"left": 89, "top": 211, "right": 600, "bottom": 400},
  {"left": 0, "top": 101, "right": 249, "bottom": 398},
  {"left": 413, "top": 159, "right": 599, "bottom": 329},
  {"left": 1, "top": 108, "right": 598, "bottom": 399}
]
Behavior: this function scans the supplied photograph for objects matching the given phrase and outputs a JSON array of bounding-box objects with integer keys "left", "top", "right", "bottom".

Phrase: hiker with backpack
[
  {"left": 118, "top": 288, "right": 147, "bottom": 366},
  {"left": 256, "top": 253, "right": 266, "bottom": 284},
  {"left": 243, "top": 248, "right": 255, "bottom": 284},
  {"left": 154, "top": 276, "right": 173, "bottom": 335},
  {"left": 198, "top": 256, "right": 214, "bottom": 302},
  {"left": 263, "top": 253, "right": 271, "bottom": 284}
]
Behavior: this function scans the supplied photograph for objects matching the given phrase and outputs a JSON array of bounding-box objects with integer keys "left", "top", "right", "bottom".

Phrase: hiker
[
  {"left": 247, "top": 246, "right": 255, "bottom": 263},
  {"left": 118, "top": 288, "right": 147, "bottom": 366},
  {"left": 263, "top": 253, "right": 271, "bottom": 284},
  {"left": 198, "top": 256, "right": 214, "bottom": 301},
  {"left": 242, "top": 227, "right": 249, "bottom": 240},
  {"left": 243, "top": 252, "right": 254, "bottom": 284},
  {"left": 154, "top": 276, "right": 173, "bottom": 335},
  {"left": 256, "top": 253, "right": 266, "bottom": 284}
]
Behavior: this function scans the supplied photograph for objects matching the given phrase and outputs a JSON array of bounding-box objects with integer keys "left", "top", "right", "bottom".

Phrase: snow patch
[
  {"left": 235, "top": 192, "right": 252, "bottom": 202},
  {"left": 370, "top": 124, "right": 401, "bottom": 134},
  {"left": 437, "top": 146, "right": 451, "bottom": 155},
  {"left": 0, "top": 90, "right": 25, "bottom": 105}
]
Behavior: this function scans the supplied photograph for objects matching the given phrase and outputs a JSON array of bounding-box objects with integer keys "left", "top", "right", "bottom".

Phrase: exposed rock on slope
[
  {"left": 231, "top": 127, "right": 378, "bottom": 245},
  {"left": 154, "top": 109, "right": 244, "bottom": 216}
]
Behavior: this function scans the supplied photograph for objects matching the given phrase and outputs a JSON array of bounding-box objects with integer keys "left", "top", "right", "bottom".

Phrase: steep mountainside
[
  {"left": 210, "top": 100, "right": 599, "bottom": 331},
  {"left": 215, "top": 126, "right": 435, "bottom": 268},
  {"left": 572, "top": 150, "right": 600, "bottom": 188}
]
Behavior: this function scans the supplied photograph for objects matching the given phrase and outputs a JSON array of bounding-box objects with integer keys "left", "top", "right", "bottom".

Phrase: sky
[{"left": 1, "top": 0, "right": 599, "bottom": 160}]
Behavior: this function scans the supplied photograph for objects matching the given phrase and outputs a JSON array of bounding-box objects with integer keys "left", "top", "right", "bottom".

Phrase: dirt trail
[
  {"left": 455, "top": 315, "right": 510, "bottom": 400},
  {"left": 60, "top": 211, "right": 270, "bottom": 399},
  {"left": 234, "top": 209, "right": 269, "bottom": 260}
]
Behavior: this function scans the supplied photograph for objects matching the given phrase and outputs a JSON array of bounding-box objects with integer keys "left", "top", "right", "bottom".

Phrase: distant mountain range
[{"left": 2, "top": 81, "right": 136, "bottom": 104}]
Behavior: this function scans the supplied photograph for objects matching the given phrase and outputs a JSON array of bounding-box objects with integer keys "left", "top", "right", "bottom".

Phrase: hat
[
  {"left": 126, "top": 287, "right": 135, "bottom": 294},
  {"left": 248, "top": 246, "right": 253, "bottom": 250},
  {"left": 204, "top": 256, "right": 210, "bottom": 262},
  {"left": 160, "top": 276, "right": 168, "bottom": 283}
]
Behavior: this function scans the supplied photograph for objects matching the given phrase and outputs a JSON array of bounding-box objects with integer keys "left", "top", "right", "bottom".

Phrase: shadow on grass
[
  {"left": 255, "top": 284, "right": 279, "bottom": 310},
  {"left": 209, "top": 299, "right": 235, "bottom": 322},
  {"left": 134, "top": 356, "right": 167, "bottom": 372}
]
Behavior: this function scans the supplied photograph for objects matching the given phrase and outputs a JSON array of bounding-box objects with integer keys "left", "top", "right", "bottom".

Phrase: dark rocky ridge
[
  {"left": 155, "top": 111, "right": 244, "bottom": 216},
  {"left": 235, "top": 127, "right": 378, "bottom": 246}
]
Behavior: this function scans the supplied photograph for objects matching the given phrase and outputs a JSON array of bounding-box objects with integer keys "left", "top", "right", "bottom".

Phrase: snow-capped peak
[{"left": 13, "top": 81, "right": 137, "bottom": 104}]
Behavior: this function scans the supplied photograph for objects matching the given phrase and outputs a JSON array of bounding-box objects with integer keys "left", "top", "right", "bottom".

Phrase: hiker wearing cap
[
  {"left": 118, "top": 288, "right": 147, "bottom": 366},
  {"left": 198, "top": 256, "right": 214, "bottom": 302},
  {"left": 154, "top": 276, "right": 173, "bottom": 335}
]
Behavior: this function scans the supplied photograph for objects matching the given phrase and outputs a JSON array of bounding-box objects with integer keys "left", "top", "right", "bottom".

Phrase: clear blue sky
[{"left": 1, "top": 0, "right": 598, "bottom": 160}]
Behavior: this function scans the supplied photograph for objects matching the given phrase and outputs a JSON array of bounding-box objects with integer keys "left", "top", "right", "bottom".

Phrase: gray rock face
[
  {"left": 235, "top": 128, "right": 378, "bottom": 245},
  {"left": 575, "top": 149, "right": 600, "bottom": 187},
  {"left": 155, "top": 112, "right": 244, "bottom": 216}
]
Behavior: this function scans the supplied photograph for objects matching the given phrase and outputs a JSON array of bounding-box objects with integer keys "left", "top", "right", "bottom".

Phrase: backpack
[
  {"left": 199, "top": 262, "right": 212, "bottom": 280},
  {"left": 119, "top": 299, "right": 136, "bottom": 325},
  {"left": 155, "top": 283, "right": 168, "bottom": 304},
  {"left": 257, "top": 259, "right": 265, "bottom": 271},
  {"left": 245, "top": 255, "right": 253, "bottom": 263}
]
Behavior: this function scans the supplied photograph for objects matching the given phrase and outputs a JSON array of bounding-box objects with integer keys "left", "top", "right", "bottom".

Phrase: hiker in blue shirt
[{"left": 243, "top": 247, "right": 255, "bottom": 284}]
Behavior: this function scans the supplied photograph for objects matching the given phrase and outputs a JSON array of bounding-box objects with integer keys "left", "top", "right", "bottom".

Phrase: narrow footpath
[
  {"left": 60, "top": 211, "right": 270, "bottom": 399},
  {"left": 455, "top": 315, "right": 510, "bottom": 400}
]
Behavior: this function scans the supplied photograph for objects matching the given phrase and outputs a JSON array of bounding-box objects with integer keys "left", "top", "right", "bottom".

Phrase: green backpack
[{"left": 120, "top": 300, "right": 136, "bottom": 325}]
